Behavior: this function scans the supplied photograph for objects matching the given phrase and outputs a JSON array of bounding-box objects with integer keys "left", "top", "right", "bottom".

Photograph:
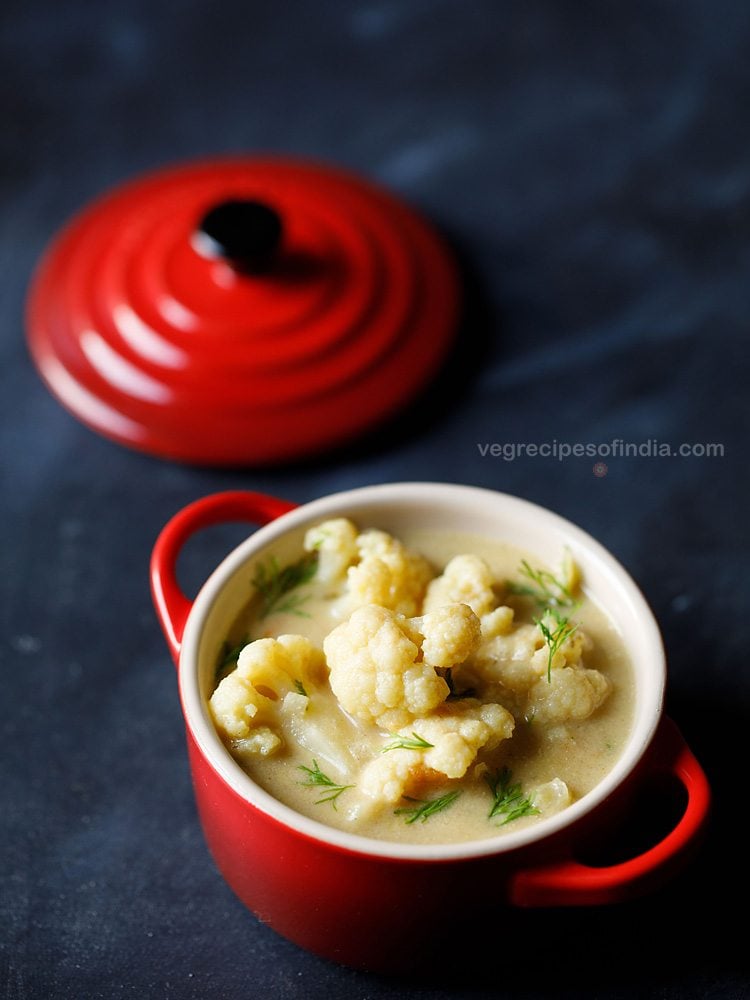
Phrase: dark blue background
[{"left": 1, "top": 1, "right": 746, "bottom": 997}]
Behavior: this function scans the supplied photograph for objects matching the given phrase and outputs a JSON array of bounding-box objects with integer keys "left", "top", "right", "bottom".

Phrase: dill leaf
[
  {"left": 215, "top": 637, "right": 249, "bottom": 683},
  {"left": 381, "top": 732, "right": 434, "bottom": 753},
  {"left": 485, "top": 767, "right": 539, "bottom": 825},
  {"left": 535, "top": 608, "right": 579, "bottom": 682},
  {"left": 252, "top": 552, "right": 318, "bottom": 619},
  {"left": 298, "top": 759, "right": 353, "bottom": 809},
  {"left": 394, "top": 790, "right": 461, "bottom": 824},
  {"left": 506, "top": 559, "right": 577, "bottom": 609}
]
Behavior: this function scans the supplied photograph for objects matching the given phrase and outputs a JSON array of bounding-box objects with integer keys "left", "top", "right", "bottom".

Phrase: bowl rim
[{"left": 178, "top": 481, "right": 665, "bottom": 862}]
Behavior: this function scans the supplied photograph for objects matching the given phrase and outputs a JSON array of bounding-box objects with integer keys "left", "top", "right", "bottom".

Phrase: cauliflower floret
[
  {"left": 423, "top": 554, "right": 498, "bottom": 617},
  {"left": 469, "top": 623, "right": 547, "bottom": 695},
  {"left": 415, "top": 701, "right": 514, "bottom": 779},
  {"left": 480, "top": 605, "right": 514, "bottom": 639},
  {"left": 411, "top": 603, "right": 481, "bottom": 667},
  {"left": 209, "top": 635, "right": 326, "bottom": 746},
  {"left": 210, "top": 672, "right": 271, "bottom": 743},
  {"left": 304, "top": 518, "right": 359, "bottom": 585},
  {"left": 471, "top": 615, "right": 591, "bottom": 698},
  {"left": 347, "top": 530, "right": 433, "bottom": 617},
  {"left": 232, "top": 729, "right": 282, "bottom": 756},
  {"left": 359, "top": 700, "right": 514, "bottom": 804},
  {"left": 302, "top": 519, "right": 434, "bottom": 615},
  {"left": 532, "top": 778, "right": 571, "bottom": 815},
  {"left": 359, "top": 748, "right": 422, "bottom": 804},
  {"left": 237, "top": 633, "right": 326, "bottom": 692},
  {"left": 280, "top": 691, "right": 309, "bottom": 718},
  {"left": 527, "top": 666, "right": 610, "bottom": 724},
  {"left": 324, "top": 604, "right": 481, "bottom": 730}
]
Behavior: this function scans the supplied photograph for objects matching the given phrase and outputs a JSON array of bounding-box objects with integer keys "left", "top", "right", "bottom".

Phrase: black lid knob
[{"left": 195, "top": 199, "right": 283, "bottom": 274}]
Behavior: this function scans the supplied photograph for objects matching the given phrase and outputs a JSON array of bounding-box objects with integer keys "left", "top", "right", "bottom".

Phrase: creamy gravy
[{"left": 212, "top": 528, "right": 634, "bottom": 845}]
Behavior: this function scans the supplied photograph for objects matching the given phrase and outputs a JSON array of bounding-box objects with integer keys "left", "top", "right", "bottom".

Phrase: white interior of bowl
[{"left": 179, "top": 482, "right": 665, "bottom": 861}]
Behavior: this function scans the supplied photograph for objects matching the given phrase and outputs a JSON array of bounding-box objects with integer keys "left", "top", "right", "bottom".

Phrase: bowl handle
[
  {"left": 509, "top": 717, "right": 710, "bottom": 906},
  {"left": 150, "top": 491, "right": 297, "bottom": 664}
]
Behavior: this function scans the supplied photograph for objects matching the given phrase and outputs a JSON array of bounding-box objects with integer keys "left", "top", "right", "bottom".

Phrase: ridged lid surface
[{"left": 26, "top": 158, "right": 459, "bottom": 465}]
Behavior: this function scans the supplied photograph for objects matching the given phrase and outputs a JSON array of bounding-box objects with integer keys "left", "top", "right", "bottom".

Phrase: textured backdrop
[{"left": 1, "top": 1, "right": 746, "bottom": 998}]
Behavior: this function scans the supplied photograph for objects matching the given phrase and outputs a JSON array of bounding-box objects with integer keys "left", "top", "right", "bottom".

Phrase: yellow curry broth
[{"left": 211, "top": 528, "right": 634, "bottom": 845}]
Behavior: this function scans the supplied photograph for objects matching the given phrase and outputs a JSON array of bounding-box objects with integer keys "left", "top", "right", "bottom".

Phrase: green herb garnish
[
  {"left": 294, "top": 679, "right": 308, "bottom": 697},
  {"left": 485, "top": 767, "right": 539, "bottom": 824},
  {"left": 215, "top": 637, "right": 249, "bottom": 682},
  {"left": 298, "top": 760, "right": 353, "bottom": 809},
  {"left": 535, "top": 608, "right": 579, "bottom": 682},
  {"left": 252, "top": 552, "right": 318, "bottom": 619},
  {"left": 394, "top": 791, "right": 461, "bottom": 825},
  {"left": 381, "top": 732, "right": 434, "bottom": 753},
  {"left": 506, "top": 559, "right": 577, "bottom": 609}
]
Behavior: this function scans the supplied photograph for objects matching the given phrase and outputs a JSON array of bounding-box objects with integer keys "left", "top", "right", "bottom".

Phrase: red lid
[{"left": 26, "top": 157, "right": 460, "bottom": 465}]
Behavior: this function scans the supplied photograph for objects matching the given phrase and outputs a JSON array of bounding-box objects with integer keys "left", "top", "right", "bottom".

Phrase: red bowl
[{"left": 151, "top": 484, "right": 710, "bottom": 970}]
